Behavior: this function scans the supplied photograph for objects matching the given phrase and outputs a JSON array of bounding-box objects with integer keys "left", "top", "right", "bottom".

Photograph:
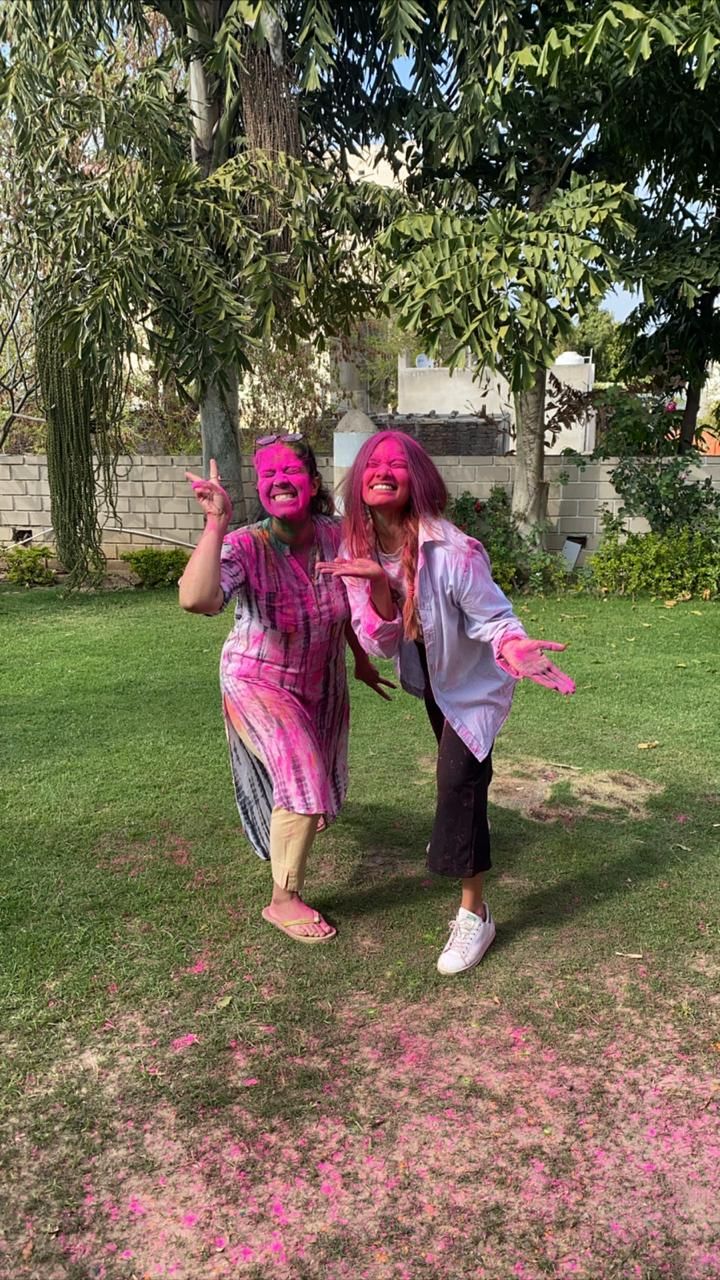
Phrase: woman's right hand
[{"left": 185, "top": 458, "right": 232, "bottom": 527}]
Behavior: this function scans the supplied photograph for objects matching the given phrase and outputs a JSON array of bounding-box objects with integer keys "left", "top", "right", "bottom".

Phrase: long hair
[
  {"left": 341, "top": 431, "right": 447, "bottom": 640},
  {"left": 252, "top": 438, "right": 335, "bottom": 521}
]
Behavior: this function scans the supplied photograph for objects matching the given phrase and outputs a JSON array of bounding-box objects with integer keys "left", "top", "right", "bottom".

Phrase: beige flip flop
[{"left": 261, "top": 906, "right": 337, "bottom": 945}]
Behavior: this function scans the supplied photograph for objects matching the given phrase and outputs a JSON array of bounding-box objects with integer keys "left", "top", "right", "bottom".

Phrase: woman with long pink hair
[{"left": 318, "top": 431, "right": 574, "bottom": 976}]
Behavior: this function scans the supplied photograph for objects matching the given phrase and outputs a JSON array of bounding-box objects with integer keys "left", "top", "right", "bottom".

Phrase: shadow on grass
[{"left": 328, "top": 788, "right": 710, "bottom": 951}]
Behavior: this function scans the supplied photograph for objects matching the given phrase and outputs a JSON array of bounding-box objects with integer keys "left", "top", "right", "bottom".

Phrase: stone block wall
[{"left": 3, "top": 453, "right": 720, "bottom": 571}]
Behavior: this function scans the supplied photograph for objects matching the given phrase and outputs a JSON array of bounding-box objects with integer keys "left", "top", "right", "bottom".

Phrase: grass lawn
[{"left": 1, "top": 585, "right": 719, "bottom": 1280}]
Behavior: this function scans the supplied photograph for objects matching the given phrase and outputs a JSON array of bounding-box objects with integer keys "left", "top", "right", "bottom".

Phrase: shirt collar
[
  {"left": 263, "top": 516, "right": 317, "bottom": 557},
  {"left": 418, "top": 516, "right": 449, "bottom": 548}
]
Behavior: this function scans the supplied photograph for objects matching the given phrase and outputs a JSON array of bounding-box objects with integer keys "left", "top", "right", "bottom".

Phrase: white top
[{"left": 342, "top": 518, "right": 527, "bottom": 763}]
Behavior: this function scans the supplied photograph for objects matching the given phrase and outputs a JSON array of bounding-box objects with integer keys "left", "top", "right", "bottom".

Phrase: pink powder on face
[
  {"left": 341, "top": 430, "right": 447, "bottom": 558},
  {"left": 361, "top": 437, "right": 411, "bottom": 513},
  {"left": 253, "top": 444, "right": 315, "bottom": 521}
]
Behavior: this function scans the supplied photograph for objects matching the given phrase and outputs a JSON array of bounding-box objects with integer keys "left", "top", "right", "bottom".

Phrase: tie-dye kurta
[{"left": 218, "top": 516, "right": 350, "bottom": 861}]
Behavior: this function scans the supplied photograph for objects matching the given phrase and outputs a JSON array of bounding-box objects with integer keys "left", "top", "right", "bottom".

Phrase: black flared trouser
[{"left": 417, "top": 643, "right": 493, "bottom": 880}]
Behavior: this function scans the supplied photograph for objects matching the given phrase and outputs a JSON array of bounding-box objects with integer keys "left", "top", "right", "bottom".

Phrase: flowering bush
[{"left": 450, "top": 488, "right": 571, "bottom": 595}]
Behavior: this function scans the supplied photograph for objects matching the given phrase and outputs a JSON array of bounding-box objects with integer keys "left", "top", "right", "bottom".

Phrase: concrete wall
[
  {"left": 0, "top": 454, "right": 328, "bottom": 574},
  {"left": 3, "top": 453, "right": 720, "bottom": 570}
]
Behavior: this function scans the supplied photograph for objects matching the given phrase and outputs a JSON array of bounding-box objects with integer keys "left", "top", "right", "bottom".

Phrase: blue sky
[{"left": 605, "top": 285, "right": 640, "bottom": 321}]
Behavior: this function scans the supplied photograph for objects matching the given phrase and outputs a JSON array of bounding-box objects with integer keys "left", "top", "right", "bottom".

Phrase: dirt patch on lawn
[
  {"left": 416, "top": 753, "right": 662, "bottom": 827},
  {"left": 491, "top": 756, "right": 663, "bottom": 827},
  {"left": 3, "top": 992, "right": 719, "bottom": 1280}
]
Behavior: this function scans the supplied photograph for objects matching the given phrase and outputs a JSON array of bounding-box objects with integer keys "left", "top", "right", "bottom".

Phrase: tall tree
[
  {"left": 527, "top": 3, "right": 720, "bottom": 450},
  {"left": 604, "top": 55, "right": 720, "bottom": 449},
  {"left": 569, "top": 302, "right": 628, "bottom": 384},
  {"left": 362, "top": 4, "right": 632, "bottom": 530},
  {"left": 0, "top": 1, "right": 391, "bottom": 578}
]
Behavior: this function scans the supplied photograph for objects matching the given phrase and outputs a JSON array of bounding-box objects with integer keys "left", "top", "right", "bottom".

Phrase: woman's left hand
[
  {"left": 353, "top": 653, "right": 396, "bottom": 701},
  {"left": 316, "top": 557, "right": 387, "bottom": 582},
  {"left": 498, "top": 635, "right": 575, "bottom": 695}
]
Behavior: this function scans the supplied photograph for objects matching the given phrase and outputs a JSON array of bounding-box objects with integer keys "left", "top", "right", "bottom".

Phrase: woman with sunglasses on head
[
  {"left": 317, "top": 431, "right": 575, "bottom": 975},
  {"left": 179, "top": 434, "right": 393, "bottom": 944}
]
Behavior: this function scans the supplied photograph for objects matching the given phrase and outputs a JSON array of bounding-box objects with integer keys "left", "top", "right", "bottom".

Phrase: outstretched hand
[
  {"left": 498, "top": 635, "right": 575, "bottom": 695},
  {"left": 185, "top": 458, "right": 232, "bottom": 527},
  {"left": 353, "top": 653, "right": 396, "bottom": 702}
]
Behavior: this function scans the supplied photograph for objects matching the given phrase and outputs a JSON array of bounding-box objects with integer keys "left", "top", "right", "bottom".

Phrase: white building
[{"left": 397, "top": 349, "right": 596, "bottom": 454}]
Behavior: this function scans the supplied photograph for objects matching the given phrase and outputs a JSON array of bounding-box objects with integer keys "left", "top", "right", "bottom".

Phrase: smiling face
[
  {"left": 361, "top": 437, "right": 411, "bottom": 515},
  {"left": 254, "top": 443, "right": 319, "bottom": 522}
]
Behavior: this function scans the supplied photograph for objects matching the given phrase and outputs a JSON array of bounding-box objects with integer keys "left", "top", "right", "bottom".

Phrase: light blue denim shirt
[{"left": 342, "top": 518, "right": 527, "bottom": 762}]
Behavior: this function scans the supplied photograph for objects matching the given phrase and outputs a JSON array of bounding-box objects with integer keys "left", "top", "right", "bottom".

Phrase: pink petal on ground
[{"left": 171, "top": 1034, "right": 200, "bottom": 1052}]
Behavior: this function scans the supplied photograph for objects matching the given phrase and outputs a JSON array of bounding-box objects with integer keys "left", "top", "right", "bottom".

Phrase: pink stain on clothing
[{"left": 219, "top": 516, "right": 350, "bottom": 860}]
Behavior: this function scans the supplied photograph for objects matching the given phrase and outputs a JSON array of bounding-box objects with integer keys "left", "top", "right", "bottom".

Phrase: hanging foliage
[{"left": 35, "top": 297, "right": 125, "bottom": 588}]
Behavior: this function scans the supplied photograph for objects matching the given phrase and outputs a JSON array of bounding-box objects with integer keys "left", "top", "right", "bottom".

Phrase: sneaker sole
[{"left": 437, "top": 927, "right": 496, "bottom": 976}]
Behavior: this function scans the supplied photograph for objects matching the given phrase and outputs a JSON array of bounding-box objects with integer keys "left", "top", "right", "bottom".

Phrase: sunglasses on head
[{"left": 254, "top": 432, "right": 306, "bottom": 448}]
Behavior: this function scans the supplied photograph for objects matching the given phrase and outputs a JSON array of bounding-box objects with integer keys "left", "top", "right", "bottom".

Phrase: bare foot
[{"left": 266, "top": 893, "right": 335, "bottom": 939}]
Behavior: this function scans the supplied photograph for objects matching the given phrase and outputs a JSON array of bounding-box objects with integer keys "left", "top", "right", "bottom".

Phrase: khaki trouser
[
  {"left": 235, "top": 722, "right": 320, "bottom": 892},
  {"left": 268, "top": 806, "right": 320, "bottom": 893}
]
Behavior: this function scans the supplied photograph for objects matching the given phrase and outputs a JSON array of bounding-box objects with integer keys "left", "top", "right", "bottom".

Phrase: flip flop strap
[{"left": 273, "top": 914, "right": 321, "bottom": 928}]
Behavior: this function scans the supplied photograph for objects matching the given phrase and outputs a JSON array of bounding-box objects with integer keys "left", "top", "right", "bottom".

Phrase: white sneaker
[{"left": 437, "top": 905, "right": 496, "bottom": 976}]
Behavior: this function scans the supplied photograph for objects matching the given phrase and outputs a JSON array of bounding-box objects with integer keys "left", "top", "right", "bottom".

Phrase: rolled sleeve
[
  {"left": 218, "top": 531, "right": 247, "bottom": 608},
  {"left": 455, "top": 543, "right": 526, "bottom": 667}
]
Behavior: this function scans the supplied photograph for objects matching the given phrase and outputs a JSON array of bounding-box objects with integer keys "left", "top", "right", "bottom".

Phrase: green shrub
[
  {"left": 121, "top": 546, "right": 190, "bottom": 588},
  {"left": 590, "top": 524, "right": 720, "bottom": 598},
  {"left": 1, "top": 544, "right": 55, "bottom": 587},
  {"left": 449, "top": 488, "right": 572, "bottom": 594},
  {"left": 578, "top": 386, "right": 720, "bottom": 535}
]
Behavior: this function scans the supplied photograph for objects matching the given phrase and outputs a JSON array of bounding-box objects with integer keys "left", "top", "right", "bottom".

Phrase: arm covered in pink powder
[
  {"left": 454, "top": 543, "right": 574, "bottom": 694},
  {"left": 333, "top": 567, "right": 403, "bottom": 659},
  {"left": 178, "top": 459, "right": 233, "bottom": 614},
  {"left": 316, "top": 553, "right": 403, "bottom": 659}
]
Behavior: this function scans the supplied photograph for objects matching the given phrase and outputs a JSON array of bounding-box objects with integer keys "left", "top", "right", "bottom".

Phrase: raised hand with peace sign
[{"left": 185, "top": 458, "right": 233, "bottom": 529}]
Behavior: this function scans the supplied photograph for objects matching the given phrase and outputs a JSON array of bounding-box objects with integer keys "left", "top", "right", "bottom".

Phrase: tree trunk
[
  {"left": 188, "top": 1, "right": 246, "bottom": 527},
  {"left": 200, "top": 378, "right": 245, "bottom": 520},
  {"left": 512, "top": 366, "right": 549, "bottom": 534},
  {"left": 679, "top": 289, "right": 717, "bottom": 453},
  {"left": 680, "top": 380, "right": 701, "bottom": 453},
  {"left": 238, "top": 18, "right": 300, "bottom": 264}
]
